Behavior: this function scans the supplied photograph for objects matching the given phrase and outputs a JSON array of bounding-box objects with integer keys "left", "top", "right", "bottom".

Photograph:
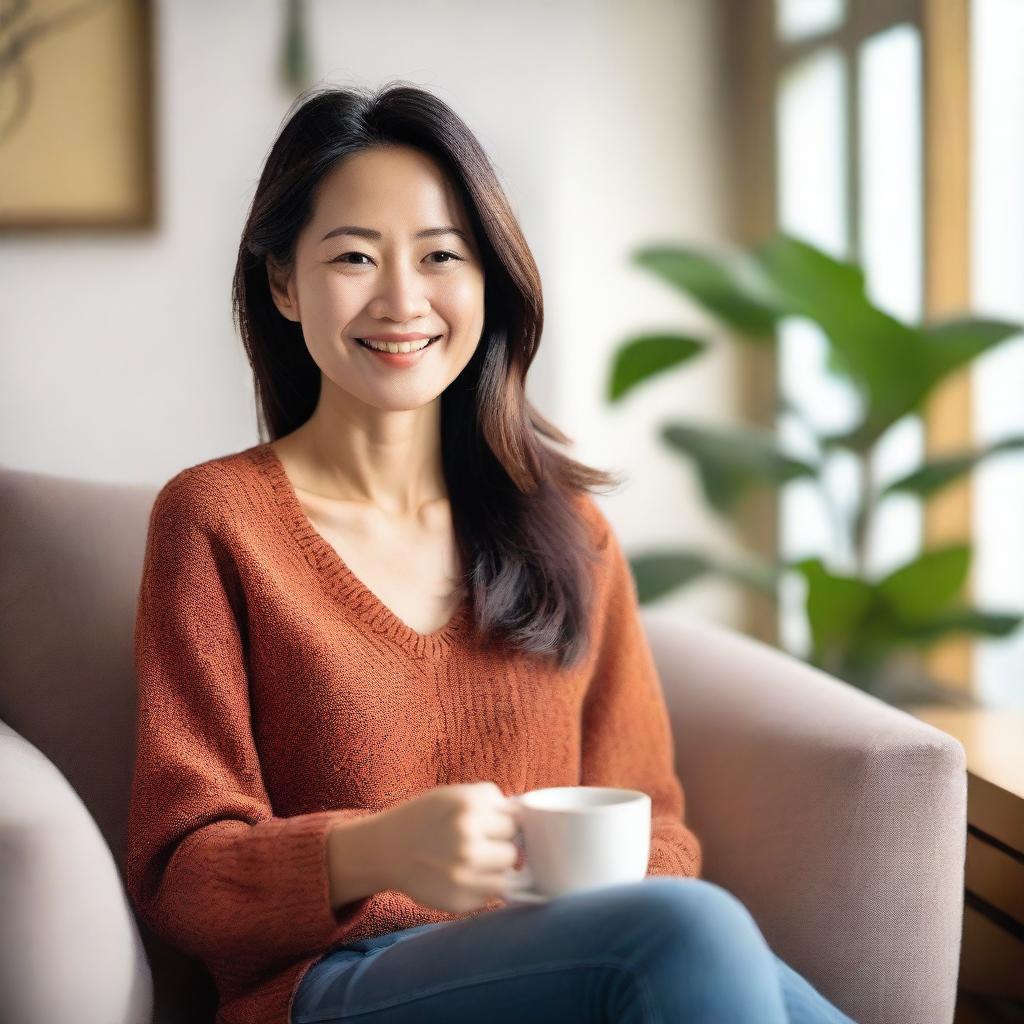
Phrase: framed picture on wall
[{"left": 0, "top": 0, "right": 156, "bottom": 231}]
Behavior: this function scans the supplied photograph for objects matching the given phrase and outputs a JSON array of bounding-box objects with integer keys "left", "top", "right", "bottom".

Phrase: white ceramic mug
[{"left": 502, "top": 786, "right": 651, "bottom": 903}]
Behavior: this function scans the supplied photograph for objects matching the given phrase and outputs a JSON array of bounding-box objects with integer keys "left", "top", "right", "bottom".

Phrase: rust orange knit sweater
[{"left": 123, "top": 442, "right": 702, "bottom": 1024}]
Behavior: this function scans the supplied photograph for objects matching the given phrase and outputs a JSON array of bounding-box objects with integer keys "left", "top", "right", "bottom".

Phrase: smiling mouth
[{"left": 354, "top": 335, "right": 442, "bottom": 354}]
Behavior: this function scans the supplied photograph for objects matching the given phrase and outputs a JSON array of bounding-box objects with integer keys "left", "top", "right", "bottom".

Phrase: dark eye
[
  {"left": 333, "top": 252, "right": 371, "bottom": 265},
  {"left": 331, "top": 250, "right": 463, "bottom": 266},
  {"left": 429, "top": 250, "right": 463, "bottom": 264}
]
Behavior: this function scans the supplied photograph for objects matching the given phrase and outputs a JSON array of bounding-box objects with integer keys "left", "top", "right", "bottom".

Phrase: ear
[{"left": 266, "top": 258, "right": 301, "bottom": 322}]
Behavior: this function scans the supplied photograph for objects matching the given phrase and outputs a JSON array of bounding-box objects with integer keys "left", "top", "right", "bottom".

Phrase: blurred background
[{"left": 1, "top": 0, "right": 1022, "bottom": 715}]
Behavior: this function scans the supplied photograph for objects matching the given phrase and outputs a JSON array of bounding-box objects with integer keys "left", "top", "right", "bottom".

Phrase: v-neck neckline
[{"left": 248, "top": 441, "right": 472, "bottom": 660}]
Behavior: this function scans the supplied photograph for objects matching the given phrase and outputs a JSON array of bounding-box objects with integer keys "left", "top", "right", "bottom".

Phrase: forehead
[{"left": 312, "top": 145, "right": 470, "bottom": 234}]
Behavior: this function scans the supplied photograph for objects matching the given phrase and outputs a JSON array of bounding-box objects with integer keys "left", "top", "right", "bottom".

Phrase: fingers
[
  {"left": 482, "top": 806, "right": 518, "bottom": 838},
  {"left": 473, "top": 835, "right": 520, "bottom": 873},
  {"left": 470, "top": 860, "right": 521, "bottom": 900}
]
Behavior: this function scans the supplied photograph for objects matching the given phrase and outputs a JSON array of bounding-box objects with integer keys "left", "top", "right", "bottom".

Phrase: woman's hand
[{"left": 376, "top": 782, "right": 521, "bottom": 913}]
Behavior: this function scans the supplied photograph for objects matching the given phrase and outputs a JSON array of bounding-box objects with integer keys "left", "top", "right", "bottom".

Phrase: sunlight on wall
[
  {"left": 971, "top": 0, "right": 1024, "bottom": 710},
  {"left": 775, "top": 0, "right": 846, "bottom": 44},
  {"left": 775, "top": 46, "right": 850, "bottom": 658},
  {"left": 858, "top": 24, "right": 923, "bottom": 581}
]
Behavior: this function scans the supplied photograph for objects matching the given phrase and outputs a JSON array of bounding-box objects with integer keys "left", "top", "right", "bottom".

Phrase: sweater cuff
[
  {"left": 273, "top": 808, "right": 376, "bottom": 944},
  {"left": 647, "top": 830, "right": 702, "bottom": 880}
]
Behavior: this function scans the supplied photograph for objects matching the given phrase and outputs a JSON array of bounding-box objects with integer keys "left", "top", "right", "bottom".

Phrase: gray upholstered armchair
[{"left": 0, "top": 463, "right": 967, "bottom": 1024}]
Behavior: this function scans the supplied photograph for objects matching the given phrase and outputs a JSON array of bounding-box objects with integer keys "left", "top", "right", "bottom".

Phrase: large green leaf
[
  {"left": 632, "top": 245, "right": 783, "bottom": 337},
  {"left": 632, "top": 235, "right": 1023, "bottom": 447},
  {"left": 867, "top": 317, "right": 1024, "bottom": 436},
  {"left": 628, "top": 551, "right": 714, "bottom": 602},
  {"left": 876, "top": 545, "right": 970, "bottom": 621},
  {"left": 922, "top": 317, "right": 1023, "bottom": 386},
  {"left": 607, "top": 333, "right": 706, "bottom": 402},
  {"left": 629, "top": 549, "right": 783, "bottom": 603},
  {"left": 790, "top": 544, "right": 1022, "bottom": 673},
  {"left": 750, "top": 235, "right": 933, "bottom": 439},
  {"left": 661, "top": 422, "right": 818, "bottom": 515},
  {"left": 894, "top": 609, "right": 1022, "bottom": 642},
  {"left": 792, "top": 558, "right": 875, "bottom": 663},
  {"left": 855, "top": 607, "right": 1022, "bottom": 658},
  {"left": 881, "top": 436, "right": 1024, "bottom": 499},
  {"left": 824, "top": 343, "right": 854, "bottom": 380},
  {"left": 751, "top": 233, "right": 868, "bottom": 319}
]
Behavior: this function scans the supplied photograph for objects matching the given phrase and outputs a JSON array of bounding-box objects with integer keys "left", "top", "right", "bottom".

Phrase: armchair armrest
[
  {"left": 641, "top": 608, "right": 965, "bottom": 1024},
  {"left": 0, "top": 717, "right": 153, "bottom": 1024}
]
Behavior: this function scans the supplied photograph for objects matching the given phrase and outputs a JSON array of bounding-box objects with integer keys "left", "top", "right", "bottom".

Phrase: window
[
  {"left": 729, "top": 0, "right": 1024, "bottom": 705},
  {"left": 773, "top": 4, "right": 927, "bottom": 660}
]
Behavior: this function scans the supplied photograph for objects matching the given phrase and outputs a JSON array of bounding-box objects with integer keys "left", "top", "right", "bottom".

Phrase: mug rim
[{"left": 515, "top": 786, "right": 651, "bottom": 813}]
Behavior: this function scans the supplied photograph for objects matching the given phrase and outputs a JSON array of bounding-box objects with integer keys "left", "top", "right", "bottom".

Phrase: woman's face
[{"left": 267, "top": 144, "right": 486, "bottom": 413}]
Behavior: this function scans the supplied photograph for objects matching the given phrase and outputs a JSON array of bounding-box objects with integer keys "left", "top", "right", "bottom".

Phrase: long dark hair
[{"left": 232, "top": 82, "right": 624, "bottom": 669}]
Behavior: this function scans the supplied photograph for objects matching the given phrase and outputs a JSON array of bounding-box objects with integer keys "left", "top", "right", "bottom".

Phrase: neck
[{"left": 282, "top": 392, "right": 448, "bottom": 517}]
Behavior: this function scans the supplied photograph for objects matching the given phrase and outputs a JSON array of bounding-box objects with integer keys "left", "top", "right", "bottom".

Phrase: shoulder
[
  {"left": 570, "top": 489, "right": 615, "bottom": 553},
  {"left": 149, "top": 445, "right": 260, "bottom": 534},
  {"left": 568, "top": 491, "right": 637, "bottom": 621}
]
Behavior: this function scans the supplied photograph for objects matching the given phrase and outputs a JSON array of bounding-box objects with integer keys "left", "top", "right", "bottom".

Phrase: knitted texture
[{"left": 123, "top": 442, "right": 702, "bottom": 1024}]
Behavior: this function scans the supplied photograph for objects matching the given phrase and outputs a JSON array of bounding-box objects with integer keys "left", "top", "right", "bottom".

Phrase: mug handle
[{"left": 503, "top": 794, "right": 535, "bottom": 894}]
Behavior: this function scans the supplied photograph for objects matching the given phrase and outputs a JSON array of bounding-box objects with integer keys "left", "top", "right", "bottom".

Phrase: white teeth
[{"left": 358, "top": 336, "right": 436, "bottom": 354}]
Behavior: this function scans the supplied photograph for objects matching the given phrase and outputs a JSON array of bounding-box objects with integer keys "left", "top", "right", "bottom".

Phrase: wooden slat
[
  {"left": 921, "top": 0, "right": 974, "bottom": 691},
  {"left": 965, "top": 832, "right": 1024, "bottom": 924},
  {"left": 718, "top": 0, "right": 779, "bottom": 646},
  {"left": 967, "top": 773, "right": 1024, "bottom": 858},
  {"left": 959, "top": 902, "right": 1024, "bottom": 998}
]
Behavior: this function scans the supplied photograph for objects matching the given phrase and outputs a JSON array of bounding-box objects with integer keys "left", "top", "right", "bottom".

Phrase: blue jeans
[{"left": 291, "top": 877, "right": 857, "bottom": 1023}]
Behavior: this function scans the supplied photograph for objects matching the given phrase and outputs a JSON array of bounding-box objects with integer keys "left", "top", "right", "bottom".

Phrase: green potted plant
[{"left": 608, "top": 232, "right": 1024, "bottom": 706}]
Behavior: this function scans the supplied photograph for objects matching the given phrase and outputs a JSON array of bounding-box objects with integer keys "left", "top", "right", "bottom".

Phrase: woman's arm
[
  {"left": 577, "top": 499, "right": 703, "bottom": 880},
  {"left": 327, "top": 813, "right": 397, "bottom": 909},
  {"left": 124, "top": 469, "right": 378, "bottom": 977}
]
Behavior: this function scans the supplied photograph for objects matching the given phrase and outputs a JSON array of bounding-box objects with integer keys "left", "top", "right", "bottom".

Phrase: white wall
[{"left": 0, "top": 0, "right": 743, "bottom": 628}]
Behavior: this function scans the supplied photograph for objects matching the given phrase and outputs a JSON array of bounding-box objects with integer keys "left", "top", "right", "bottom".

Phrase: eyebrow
[{"left": 320, "top": 224, "right": 471, "bottom": 245}]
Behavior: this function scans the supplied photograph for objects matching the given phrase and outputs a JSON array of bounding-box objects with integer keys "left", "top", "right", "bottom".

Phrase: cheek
[
  {"left": 439, "top": 271, "right": 485, "bottom": 314},
  {"left": 323, "top": 282, "right": 364, "bottom": 324},
  {"left": 297, "top": 293, "right": 358, "bottom": 367},
  {"left": 295, "top": 279, "right": 340, "bottom": 330}
]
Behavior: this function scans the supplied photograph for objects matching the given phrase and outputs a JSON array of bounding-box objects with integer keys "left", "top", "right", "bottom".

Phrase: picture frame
[{"left": 0, "top": 0, "right": 156, "bottom": 231}]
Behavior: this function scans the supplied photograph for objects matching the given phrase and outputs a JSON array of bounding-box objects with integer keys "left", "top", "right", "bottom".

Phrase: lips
[{"left": 354, "top": 335, "right": 442, "bottom": 352}]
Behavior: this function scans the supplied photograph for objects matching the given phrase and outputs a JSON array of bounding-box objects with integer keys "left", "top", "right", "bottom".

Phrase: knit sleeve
[
  {"left": 577, "top": 500, "right": 703, "bottom": 880},
  {"left": 124, "top": 471, "right": 374, "bottom": 976}
]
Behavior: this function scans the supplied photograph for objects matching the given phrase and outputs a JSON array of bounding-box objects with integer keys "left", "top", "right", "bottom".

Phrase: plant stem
[
  {"left": 813, "top": 473, "right": 843, "bottom": 567},
  {"left": 779, "top": 398, "right": 851, "bottom": 569},
  {"left": 852, "top": 450, "right": 875, "bottom": 577}
]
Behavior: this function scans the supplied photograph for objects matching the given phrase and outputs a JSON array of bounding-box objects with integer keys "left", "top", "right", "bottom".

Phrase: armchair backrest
[
  {"left": 0, "top": 465, "right": 152, "bottom": 863},
  {"left": 0, "top": 464, "right": 217, "bottom": 1023}
]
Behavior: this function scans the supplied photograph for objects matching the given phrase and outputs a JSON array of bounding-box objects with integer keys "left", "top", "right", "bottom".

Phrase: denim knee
[{"left": 623, "top": 877, "right": 768, "bottom": 951}]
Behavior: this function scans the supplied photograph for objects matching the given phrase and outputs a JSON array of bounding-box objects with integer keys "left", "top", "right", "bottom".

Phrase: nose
[{"left": 367, "top": 258, "right": 431, "bottom": 324}]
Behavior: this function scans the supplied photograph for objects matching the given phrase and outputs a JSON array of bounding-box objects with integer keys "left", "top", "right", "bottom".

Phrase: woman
[{"left": 124, "top": 83, "right": 856, "bottom": 1024}]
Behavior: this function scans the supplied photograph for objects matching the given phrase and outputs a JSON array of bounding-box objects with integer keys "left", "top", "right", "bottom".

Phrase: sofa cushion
[{"left": 0, "top": 717, "right": 153, "bottom": 1024}]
